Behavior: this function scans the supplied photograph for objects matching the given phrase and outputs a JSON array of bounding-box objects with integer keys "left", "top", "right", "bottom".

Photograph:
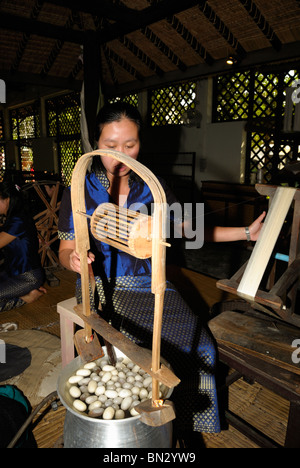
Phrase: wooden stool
[
  {"left": 57, "top": 297, "right": 84, "bottom": 368},
  {"left": 209, "top": 309, "right": 300, "bottom": 448}
]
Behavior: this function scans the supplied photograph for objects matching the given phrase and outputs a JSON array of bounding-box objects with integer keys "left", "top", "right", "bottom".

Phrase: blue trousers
[{"left": 0, "top": 268, "right": 45, "bottom": 312}]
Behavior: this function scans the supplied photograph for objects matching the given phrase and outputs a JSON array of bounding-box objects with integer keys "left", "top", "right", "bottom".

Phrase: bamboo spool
[{"left": 90, "top": 202, "right": 153, "bottom": 259}]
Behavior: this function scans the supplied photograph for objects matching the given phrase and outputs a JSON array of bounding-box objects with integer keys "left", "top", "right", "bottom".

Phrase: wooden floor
[{"left": 0, "top": 265, "right": 290, "bottom": 448}]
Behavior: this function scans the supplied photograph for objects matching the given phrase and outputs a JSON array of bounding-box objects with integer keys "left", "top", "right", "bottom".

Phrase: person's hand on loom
[
  {"left": 59, "top": 239, "right": 95, "bottom": 274},
  {"left": 247, "top": 211, "right": 266, "bottom": 241},
  {"left": 69, "top": 250, "right": 95, "bottom": 274}
]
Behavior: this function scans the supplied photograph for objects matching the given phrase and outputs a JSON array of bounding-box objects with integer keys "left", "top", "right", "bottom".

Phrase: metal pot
[{"left": 57, "top": 348, "right": 174, "bottom": 448}]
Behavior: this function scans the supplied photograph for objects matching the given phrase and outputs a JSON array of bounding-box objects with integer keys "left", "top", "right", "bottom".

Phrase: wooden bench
[{"left": 209, "top": 308, "right": 300, "bottom": 448}]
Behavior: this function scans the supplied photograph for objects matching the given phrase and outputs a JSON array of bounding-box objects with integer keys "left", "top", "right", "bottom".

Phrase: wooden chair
[{"left": 209, "top": 184, "right": 300, "bottom": 447}]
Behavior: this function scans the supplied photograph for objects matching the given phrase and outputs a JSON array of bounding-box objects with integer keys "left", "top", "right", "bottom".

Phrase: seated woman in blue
[
  {"left": 58, "top": 102, "right": 265, "bottom": 440},
  {"left": 0, "top": 181, "right": 46, "bottom": 312}
]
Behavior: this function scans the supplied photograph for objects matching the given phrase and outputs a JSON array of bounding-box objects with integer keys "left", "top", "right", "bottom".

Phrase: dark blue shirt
[{"left": 1, "top": 212, "right": 41, "bottom": 276}]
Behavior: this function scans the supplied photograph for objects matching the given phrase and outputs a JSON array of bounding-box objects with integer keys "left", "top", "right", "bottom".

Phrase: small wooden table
[{"left": 209, "top": 310, "right": 300, "bottom": 448}]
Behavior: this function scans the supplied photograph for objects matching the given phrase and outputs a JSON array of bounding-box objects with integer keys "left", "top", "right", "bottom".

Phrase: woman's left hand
[{"left": 248, "top": 211, "right": 266, "bottom": 241}]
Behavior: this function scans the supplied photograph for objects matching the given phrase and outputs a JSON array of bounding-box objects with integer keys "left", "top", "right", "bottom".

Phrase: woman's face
[
  {"left": 0, "top": 196, "right": 9, "bottom": 216},
  {"left": 97, "top": 117, "right": 140, "bottom": 179}
]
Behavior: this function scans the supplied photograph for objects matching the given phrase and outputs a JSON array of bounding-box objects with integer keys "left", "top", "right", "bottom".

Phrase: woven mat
[
  {"left": 32, "top": 404, "right": 65, "bottom": 449},
  {"left": 0, "top": 330, "right": 61, "bottom": 407},
  {"left": 202, "top": 377, "right": 289, "bottom": 448}
]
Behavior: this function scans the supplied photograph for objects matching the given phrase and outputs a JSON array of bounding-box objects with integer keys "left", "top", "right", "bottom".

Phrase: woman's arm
[
  {"left": 176, "top": 211, "right": 266, "bottom": 244},
  {"left": 206, "top": 211, "right": 266, "bottom": 242},
  {"left": 0, "top": 231, "right": 16, "bottom": 250},
  {"left": 59, "top": 239, "right": 95, "bottom": 274}
]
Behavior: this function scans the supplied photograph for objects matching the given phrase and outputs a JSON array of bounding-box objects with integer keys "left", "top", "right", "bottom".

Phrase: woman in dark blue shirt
[
  {"left": 58, "top": 102, "right": 265, "bottom": 438},
  {"left": 0, "top": 181, "right": 46, "bottom": 312}
]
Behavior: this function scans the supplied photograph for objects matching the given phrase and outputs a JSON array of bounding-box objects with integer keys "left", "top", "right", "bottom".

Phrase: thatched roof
[{"left": 0, "top": 0, "right": 300, "bottom": 99}]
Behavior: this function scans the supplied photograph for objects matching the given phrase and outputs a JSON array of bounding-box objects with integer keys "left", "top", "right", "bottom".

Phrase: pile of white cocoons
[{"left": 66, "top": 355, "right": 169, "bottom": 420}]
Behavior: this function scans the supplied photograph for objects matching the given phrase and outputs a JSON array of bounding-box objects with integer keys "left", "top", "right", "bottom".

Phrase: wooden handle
[{"left": 152, "top": 292, "right": 164, "bottom": 401}]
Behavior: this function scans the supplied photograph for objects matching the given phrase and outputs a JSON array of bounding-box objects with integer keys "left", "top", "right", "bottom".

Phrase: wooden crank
[{"left": 71, "top": 149, "right": 180, "bottom": 426}]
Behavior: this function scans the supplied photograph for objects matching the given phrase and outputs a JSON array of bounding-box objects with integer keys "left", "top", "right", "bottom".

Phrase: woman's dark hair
[
  {"left": 94, "top": 101, "right": 143, "bottom": 144},
  {"left": 92, "top": 102, "right": 143, "bottom": 174},
  {"left": 0, "top": 181, "right": 26, "bottom": 219}
]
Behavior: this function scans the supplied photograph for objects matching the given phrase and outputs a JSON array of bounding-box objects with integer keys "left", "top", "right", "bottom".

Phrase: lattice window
[
  {"left": 0, "top": 111, "right": 5, "bottom": 181},
  {"left": 250, "top": 132, "right": 275, "bottom": 182},
  {"left": 214, "top": 68, "right": 300, "bottom": 182},
  {"left": 59, "top": 139, "right": 82, "bottom": 187},
  {"left": 250, "top": 133, "right": 297, "bottom": 183},
  {"left": 278, "top": 139, "right": 296, "bottom": 170},
  {"left": 9, "top": 102, "right": 40, "bottom": 172},
  {"left": 46, "top": 92, "right": 81, "bottom": 186},
  {"left": 253, "top": 73, "right": 279, "bottom": 120},
  {"left": 46, "top": 92, "right": 80, "bottom": 137},
  {"left": 249, "top": 70, "right": 299, "bottom": 182},
  {"left": 213, "top": 72, "right": 250, "bottom": 122},
  {"left": 150, "top": 82, "right": 197, "bottom": 126},
  {"left": 109, "top": 94, "right": 138, "bottom": 107}
]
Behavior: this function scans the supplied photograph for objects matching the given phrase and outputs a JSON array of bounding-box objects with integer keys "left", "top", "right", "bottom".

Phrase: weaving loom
[{"left": 217, "top": 184, "right": 300, "bottom": 327}]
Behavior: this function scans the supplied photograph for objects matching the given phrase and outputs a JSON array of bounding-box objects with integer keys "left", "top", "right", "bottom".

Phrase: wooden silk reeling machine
[
  {"left": 71, "top": 149, "right": 180, "bottom": 426},
  {"left": 217, "top": 184, "right": 300, "bottom": 327}
]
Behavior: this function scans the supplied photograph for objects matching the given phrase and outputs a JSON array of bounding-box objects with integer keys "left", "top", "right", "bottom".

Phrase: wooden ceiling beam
[
  {"left": 40, "top": 12, "right": 78, "bottom": 77},
  {"left": 118, "top": 36, "right": 164, "bottom": 77},
  {"left": 166, "top": 15, "right": 214, "bottom": 65},
  {"left": 0, "top": 0, "right": 201, "bottom": 45},
  {"left": 238, "top": 0, "right": 282, "bottom": 51},
  {"left": 10, "top": 0, "right": 44, "bottom": 73},
  {"left": 103, "top": 45, "right": 144, "bottom": 82},
  {"left": 97, "top": 0, "right": 200, "bottom": 45},
  {"left": 2, "top": 42, "right": 300, "bottom": 97},
  {"left": 44, "top": 0, "right": 141, "bottom": 24},
  {"left": 68, "top": 59, "right": 83, "bottom": 81},
  {"left": 1, "top": 70, "right": 82, "bottom": 92},
  {"left": 141, "top": 26, "right": 187, "bottom": 72},
  {"left": 102, "top": 46, "right": 119, "bottom": 87},
  {"left": 94, "top": 15, "right": 165, "bottom": 83},
  {"left": 0, "top": 12, "right": 84, "bottom": 43},
  {"left": 196, "top": 0, "right": 247, "bottom": 59},
  {"left": 104, "top": 41, "right": 300, "bottom": 96},
  {"left": 45, "top": 0, "right": 200, "bottom": 28}
]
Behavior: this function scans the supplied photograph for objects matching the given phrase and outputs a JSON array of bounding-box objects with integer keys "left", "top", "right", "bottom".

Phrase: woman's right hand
[
  {"left": 59, "top": 239, "right": 95, "bottom": 274},
  {"left": 69, "top": 250, "right": 95, "bottom": 274}
]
